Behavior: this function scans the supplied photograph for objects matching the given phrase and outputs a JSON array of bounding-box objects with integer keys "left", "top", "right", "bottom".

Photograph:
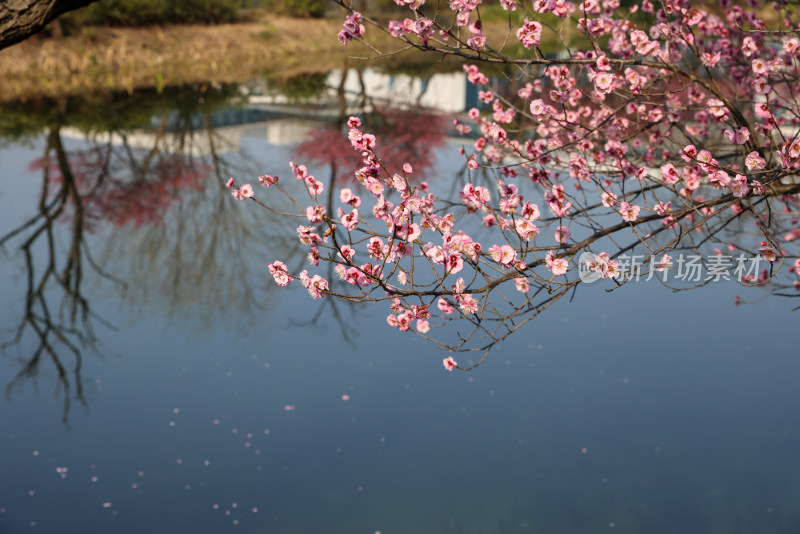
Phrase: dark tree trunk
[{"left": 0, "top": 0, "right": 99, "bottom": 50}]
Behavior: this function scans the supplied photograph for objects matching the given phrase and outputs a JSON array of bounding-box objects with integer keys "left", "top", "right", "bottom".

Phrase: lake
[{"left": 1, "top": 68, "right": 799, "bottom": 534}]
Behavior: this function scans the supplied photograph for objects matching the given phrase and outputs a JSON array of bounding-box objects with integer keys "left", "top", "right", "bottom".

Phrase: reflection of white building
[
  {"left": 247, "top": 68, "right": 472, "bottom": 115},
  {"left": 61, "top": 68, "right": 472, "bottom": 154},
  {"left": 327, "top": 68, "right": 469, "bottom": 113}
]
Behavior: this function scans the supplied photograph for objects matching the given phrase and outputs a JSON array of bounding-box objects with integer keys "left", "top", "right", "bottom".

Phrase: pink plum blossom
[
  {"left": 443, "top": 357, "right": 458, "bottom": 371},
  {"left": 619, "top": 202, "right": 640, "bottom": 222},
  {"left": 489, "top": 244, "right": 516, "bottom": 266},
  {"left": 268, "top": 261, "right": 291, "bottom": 286},
  {"left": 546, "top": 251, "right": 568, "bottom": 276}
]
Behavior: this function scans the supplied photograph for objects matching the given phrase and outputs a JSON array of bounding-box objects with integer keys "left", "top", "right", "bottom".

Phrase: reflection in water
[
  {"left": 0, "top": 68, "right": 799, "bottom": 534},
  {"left": 0, "top": 85, "right": 308, "bottom": 420},
  {"left": 1, "top": 122, "right": 97, "bottom": 422},
  {"left": 0, "top": 70, "right": 456, "bottom": 420}
]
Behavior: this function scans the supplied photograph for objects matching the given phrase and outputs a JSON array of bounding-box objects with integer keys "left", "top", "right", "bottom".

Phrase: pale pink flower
[
  {"left": 425, "top": 244, "right": 446, "bottom": 264},
  {"left": 516, "top": 19, "right": 542, "bottom": 49},
  {"left": 696, "top": 149, "right": 715, "bottom": 168},
  {"left": 601, "top": 191, "right": 618, "bottom": 208},
  {"left": 655, "top": 201, "right": 672, "bottom": 216},
  {"left": 311, "top": 177, "right": 328, "bottom": 195},
  {"left": 754, "top": 102, "right": 771, "bottom": 119},
  {"left": 554, "top": 225, "right": 570, "bottom": 244},
  {"left": 593, "top": 72, "right": 615, "bottom": 94},
  {"left": 630, "top": 30, "right": 648, "bottom": 47},
  {"left": 338, "top": 12, "right": 365, "bottom": 44},
  {"left": 546, "top": 251, "right": 568, "bottom": 276},
  {"left": 514, "top": 277, "right": 531, "bottom": 293},
  {"left": 338, "top": 245, "right": 355, "bottom": 262},
  {"left": 299, "top": 271, "right": 329, "bottom": 299},
  {"left": 458, "top": 294, "right": 479, "bottom": 314},
  {"left": 515, "top": 218, "right": 539, "bottom": 241},
  {"left": 446, "top": 252, "right": 464, "bottom": 274},
  {"left": 742, "top": 152, "right": 764, "bottom": 171},
  {"left": 741, "top": 36, "right": 758, "bottom": 57},
  {"left": 529, "top": 99, "right": 551, "bottom": 120},
  {"left": 660, "top": 163, "right": 680, "bottom": 185},
  {"left": 760, "top": 247, "right": 778, "bottom": 263},
  {"left": 706, "top": 98, "right": 728, "bottom": 119},
  {"left": 730, "top": 175, "right": 750, "bottom": 198},
  {"left": 751, "top": 58, "right": 769, "bottom": 75},
  {"left": 723, "top": 127, "right": 750, "bottom": 145},
  {"left": 619, "top": 201, "right": 640, "bottom": 222},
  {"left": 521, "top": 201, "right": 540, "bottom": 220},
  {"left": 489, "top": 244, "right": 516, "bottom": 266},
  {"left": 783, "top": 37, "right": 799, "bottom": 55},
  {"left": 700, "top": 52, "right": 721, "bottom": 68},
  {"left": 342, "top": 209, "right": 359, "bottom": 232},
  {"left": 443, "top": 356, "right": 458, "bottom": 371},
  {"left": 268, "top": 261, "right": 291, "bottom": 286},
  {"left": 306, "top": 205, "right": 325, "bottom": 223},
  {"left": 416, "top": 319, "right": 430, "bottom": 333},
  {"left": 437, "top": 297, "right": 455, "bottom": 314},
  {"left": 258, "top": 174, "right": 278, "bottom": 186},
  {"left": 237, "top": 183, "right": 252, "bottom": 197},
  {"left": 752, "top": 77, "right": 771, "bottom": 95},
  {"left": 708, "top": 170, "right": 731, "bottom": 189}
]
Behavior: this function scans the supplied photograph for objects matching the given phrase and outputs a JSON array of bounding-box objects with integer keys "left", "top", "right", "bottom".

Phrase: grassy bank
[
  {"left": 0, "top": 15, "right": 379, "bottom": 102},
  {"left": 0, "top": 12, "right": 535, "bottom": 103}
]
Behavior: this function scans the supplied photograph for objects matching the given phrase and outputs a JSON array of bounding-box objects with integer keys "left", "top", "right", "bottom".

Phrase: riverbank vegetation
[{"left": 0, "top": 0, "right": 542, "bottom": 103}]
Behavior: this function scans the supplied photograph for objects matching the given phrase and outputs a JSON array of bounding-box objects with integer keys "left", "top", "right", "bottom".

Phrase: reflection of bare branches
[
  {"left": 97, "top": 108, "right": 304, "bottom": 329},
  {"left": 1, "top": 125, "right": 102, "bottom": 423}
]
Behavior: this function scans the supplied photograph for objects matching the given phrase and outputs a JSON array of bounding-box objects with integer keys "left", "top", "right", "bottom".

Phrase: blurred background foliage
[
  {"left": 54, "top": 0, "right": 331, "bottom": 30},
  {"left": 50, "top": 0, "right": 467, "bottom": 30}
]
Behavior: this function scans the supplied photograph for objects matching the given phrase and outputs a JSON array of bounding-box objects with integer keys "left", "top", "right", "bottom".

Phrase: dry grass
[
  {"left": 0, "top": 15, "right": 392, "bottom": 102},
  {"left": 0, "top": 13, "right": 539, "bottom": 103}
]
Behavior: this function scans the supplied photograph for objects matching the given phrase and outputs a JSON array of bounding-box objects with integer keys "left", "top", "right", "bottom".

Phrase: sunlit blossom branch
[{"left": 230, "top": 0, "right": 800, "bottom": 369}]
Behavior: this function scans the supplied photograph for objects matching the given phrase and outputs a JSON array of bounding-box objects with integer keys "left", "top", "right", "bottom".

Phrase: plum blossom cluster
[
  {"left": 338, "top": 12, "right": 365, "bottom": 44},
  {"left": 237, "top": 0, "right": 800, "bottom": 366}
]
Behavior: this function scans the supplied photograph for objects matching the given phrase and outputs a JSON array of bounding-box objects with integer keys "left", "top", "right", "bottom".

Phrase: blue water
[{"left": 1, "top": 127, "right": 800, "bottom": 534}]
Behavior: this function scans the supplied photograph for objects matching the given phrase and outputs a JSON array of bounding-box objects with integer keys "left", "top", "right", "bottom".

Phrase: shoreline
[
  {"left": 0, "top": 15, "right": 522, "bottom": 104},
  {"left": 0, "top": 16, "right": 375, "bottom": 103}
]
